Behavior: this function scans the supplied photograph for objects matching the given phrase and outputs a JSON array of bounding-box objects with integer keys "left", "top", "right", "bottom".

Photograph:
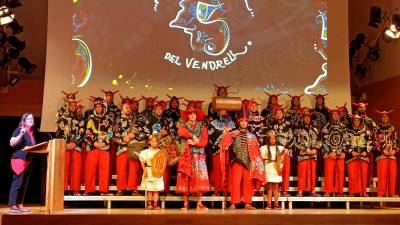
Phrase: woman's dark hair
[{"left": 19, "top": 112, "right": 35, "bottom": 129}]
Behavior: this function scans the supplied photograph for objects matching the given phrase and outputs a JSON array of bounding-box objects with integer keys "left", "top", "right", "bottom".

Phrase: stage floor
[{"left": 1, "top": 206, "right": 400, "bottom": 225}]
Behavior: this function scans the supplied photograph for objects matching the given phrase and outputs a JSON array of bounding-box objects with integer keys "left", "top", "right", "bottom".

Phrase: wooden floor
[{"left": 1, "top": 205, "right": 400, "bottom": 225}]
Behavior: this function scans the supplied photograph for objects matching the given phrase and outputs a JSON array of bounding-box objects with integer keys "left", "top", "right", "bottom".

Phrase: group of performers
[{"left": 52, "top": 85, "right": 399, "bottom": 210}]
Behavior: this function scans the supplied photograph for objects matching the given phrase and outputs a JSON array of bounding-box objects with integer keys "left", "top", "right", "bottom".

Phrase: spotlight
[
  {"left": 369, "top": 6, "right": 382, "bottom": 28},
  {"left": 8, "top": 19, "right": 23, "bottom": 35},
  {"left": 0, "top": 5, "right": 14, "bottom": 25},
  {"left": 355, "top": 64, "right": 367, "bottom": 78},
  {"left": 18, "top": 57, "right": 36, "bottom": 74},
  {"left": 8, "top": 74, "right": 19, "bottom": 87},
  {"left": 385, "top": 14, "right": 400, "bottom": 39},
  {"left": 8, "top": 35, "right": 25, "bottom": 51},
  {"left": 367, "top": 46, "right": 380, "bottom": 62}
]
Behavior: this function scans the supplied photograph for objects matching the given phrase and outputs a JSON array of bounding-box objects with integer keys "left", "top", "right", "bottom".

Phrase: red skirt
[{"left": 176, "top": 153, "right": 210, "bottom": 194}]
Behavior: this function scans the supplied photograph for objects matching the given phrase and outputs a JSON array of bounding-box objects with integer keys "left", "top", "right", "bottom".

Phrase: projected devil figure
[{"left": 169, "top": 0, "right": 230, "bottom": 56}]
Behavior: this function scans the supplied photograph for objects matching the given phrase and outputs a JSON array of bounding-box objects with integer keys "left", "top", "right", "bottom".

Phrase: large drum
[
  {"left": 127, "top": 140, "right": 148, "bottom": 160},
  {"left": 158, "top": 135, "right": 183, "bottom": 166},
  {"left": 151, "top": 149, "right": 168, "bottom": 178},
  {"left": 212, "top": 97, "right": 242, "bottom": 111}
]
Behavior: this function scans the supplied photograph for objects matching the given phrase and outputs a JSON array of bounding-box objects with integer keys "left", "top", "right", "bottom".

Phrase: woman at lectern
[{"left": 8, "top": 113, "right": 36, "bottom": 213}]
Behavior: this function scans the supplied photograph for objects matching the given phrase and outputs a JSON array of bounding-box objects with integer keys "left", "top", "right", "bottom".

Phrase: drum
[
  {"left": 151, "top": 149, "right": 168, "bottom": 178},
  {"left": 158, "top": 135, "right": 183, "bottom": 166},
  {"left": 127, "top": 140, "right": 148, "bottom": 160},
  {"left": 212, "top": 97, "right": 242, "bottom": 111}
]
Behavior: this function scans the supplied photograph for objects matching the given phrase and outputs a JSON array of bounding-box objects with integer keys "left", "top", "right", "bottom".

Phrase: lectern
[{"left": 23, "top": 139, "right": 65, "bottom": 213}]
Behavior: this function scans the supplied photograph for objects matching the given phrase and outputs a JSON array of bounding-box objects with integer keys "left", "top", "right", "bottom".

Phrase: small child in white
[
  {"left": 260, "top": 131, "right": 287, "bottom": 209},
  {"left": 139, "top": 135, "right": 164, "bottom": 210}
]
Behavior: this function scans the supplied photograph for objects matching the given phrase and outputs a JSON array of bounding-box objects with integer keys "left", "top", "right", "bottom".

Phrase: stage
[{"left": 1, "top": 206, "right": 400, "bottom": 225}]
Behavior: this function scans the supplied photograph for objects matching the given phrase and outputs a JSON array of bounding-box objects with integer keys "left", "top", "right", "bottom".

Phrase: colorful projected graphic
[
  {"left": 72, "top": 37, "right": 93, "bottom": 88},
  {"left": 304, "top": 1, "right": 328, "bottom": 94},
  {"left": 72, "top": 1, "right": 328, "bottom": 97},
  {"left": 169, "top": 0, "right": 230, "bottom": 57},
  {"left": 72, "top": 0, "right": 92, "bottom": 88}
]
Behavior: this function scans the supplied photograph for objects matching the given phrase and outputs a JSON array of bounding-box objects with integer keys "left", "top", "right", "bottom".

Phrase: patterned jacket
[
  {"left": 321, "top": 120, "right": 349, "bottom": 158},
  {"left": 347, "top": 124, "right": 371, "bottom": 163},
  {"left": 55, "top": 110, "right": 85, "bottom": 151},
  {"left": 374, "top": 122, "right": 398, "bottom": 161},
  {"left": 105, "top": 102, "right": 120, "bottom": 123},
  {"left": 248, "top": 112, "right": 268, "bottom": 145},
  {"left": 85, "top": 110, "right": 114, "bottom": 151},
  {"left": 268, "top": 119, "right": 294, "bottom": 155},
  {"left": 285, "top": 108, "right": 303, "bottom": 129},
  {"left": 114, "top": 113, "right": 134, "bottom": 155},
  {"left": 162, "top": 109, "right": 181, "bottom": 137},
  {"left": 294, "top": 122, "right": 321, "bottom": 162},
  {"left": 207, "top": 116, "right": 236, "bottom": 156}
]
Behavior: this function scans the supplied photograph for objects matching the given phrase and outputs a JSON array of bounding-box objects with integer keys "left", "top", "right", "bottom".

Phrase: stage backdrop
[{"left": 41, "top": 0, "right": 349, "bottom": 132}]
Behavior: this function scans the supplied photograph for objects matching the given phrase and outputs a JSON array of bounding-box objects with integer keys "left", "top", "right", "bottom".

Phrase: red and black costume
[
  {"left": 294, "top": 112, "right": 321, "bottom": 195},
  {"left": 285, "top": 94, "right": 304, "bottom": 129},
  {"left": 261, "top": 93, "right": 281, "bottom": 123},
  {"left": 207, "top": 112, "right": 236, "bottom": 195},
  {"left": 346, "top": 115, "right": 371, "bottom": 196},
  {"left": 321, "top": 110, "right": 349, "bottom": 196},
  {"left": 373, "top": 110, "right": 399, "bottom": 197},
  {"left": 353, "top": 102, "right": 377, "bottom": 186},
  {"left": 140, "top": 96, "right": 158, "bottom": 119},
  {"left": 247, "top": 100, "right": 268, "bottom": 145},
  {"left": 268, "top": 108, "right": 294, "bottom": 195},
  {"left": 113, "top": 96, "right": 146, "bottom": 195},
  {"left": 227, "top": 117, "right": 265, "bottom": 208},
  {"left": 57, "top": 91, "right": 78, "bottom": 120},
  {"left": 84, "top": 97, "right": 114, "bottom": 195},
  {"left": 163, "top": 95, "right": 183, "bottom": 137},
  {"left": 55, "top": 99, "right": 85, "bottom": 194}
]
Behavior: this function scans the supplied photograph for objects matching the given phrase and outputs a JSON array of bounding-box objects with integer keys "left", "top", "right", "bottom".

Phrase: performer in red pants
[
  {"left": 114, "top": 96, "right": 136, "bottom": 195},
  {"left": 84, "top": 97, "right": 114, "bottom": 196},
  {"left": 346, "top": 114, "right": 371, "bottom": 197},
  {"left": 353, "top": 102, "right": 376, "bottom": 186},
  {"left": 176, "top": 106, "right": 210, "bottom": 209},
  {"left": 207, "top": 109, "right": 236, "bottom": 195},
  {"left": 321, "top": 108, "right": 349, "bottom": 197},
  {"left": 269, "top": 107, "right": 293, "bottom": 197},
  {"left": 374, "top": 110, "right": 399, "bottom": 197},
  {"left": 294, "top": 109, "right": 321, "bottom": 197},
  {"left": 55, "top": 99, "right": 85, "bottom": 195},
  {"left": 227, "top": 114, "right": 265, "bottom": 210}
]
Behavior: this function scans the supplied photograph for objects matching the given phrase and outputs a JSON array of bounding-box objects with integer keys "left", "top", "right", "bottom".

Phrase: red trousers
[
  {"left": 281, "top": 155, "right": 291, "bottom": 192},
  {"left": 211, "top": 153, "right": 223, "bottom": 193},
  {"left": 85, "top": 149, "right": 110, "bottom": 193},
  {"left": 163, "top": 166, "right": 170, "bottom": 193},
  {"left": 229, "top": 162, "right": 254, "bottom": 204},
  {"left": 347, "top": 160, "right": 368, "bottom": 195},
  {"left": 367, "top": 152, "right": 374, "bottom": 185},
  {"left": 64, "top": 149, "right": 82, "bottom": 192},
  {"left": 116, "top": 151, "right": 141, "bottom": 191},
  {"left": 377, "top": 158, "right": 397, "bottom": 196},
  {"left": 324, "top": 158, "right": 344, "bottom": 194},
  {"left": 109, "top": 141, "right": 117, "bottom": 177},
  {"left": 297, "top": 159, "right": 316, "bottom": 192}
]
